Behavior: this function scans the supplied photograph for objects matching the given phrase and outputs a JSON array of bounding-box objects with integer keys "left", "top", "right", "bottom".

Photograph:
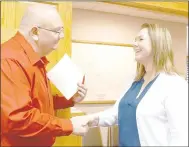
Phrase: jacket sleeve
[
  {"left": 165, "top": 77, "right": 188, "bottom": 146},
  {"left": 53, "top": 95, "right": 75, "bottom": 110},
  {"left": 97, "top": 82, "right": 134, "bottom": 127},
  {"left": 1, "top": 59, "right": 73, "bottom": 137}
]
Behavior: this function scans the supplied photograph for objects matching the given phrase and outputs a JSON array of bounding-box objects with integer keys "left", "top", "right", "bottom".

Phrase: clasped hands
[
  {"left": 71, "top": 114, "right": 99, "bottom": 136},
  {"left": 70, "top": 77, "right": 98, "bottom": 136}
]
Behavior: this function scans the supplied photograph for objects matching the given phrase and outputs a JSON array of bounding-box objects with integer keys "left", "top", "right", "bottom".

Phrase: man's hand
[
  {"left": 70, "top": 114, "right": 99, "bottom": 136},
  {"left": 71, "top": 116, "right": 89, "bottom": 136},
  {"left": 72, "top": 76, "right": 87, "bottom": 103}
]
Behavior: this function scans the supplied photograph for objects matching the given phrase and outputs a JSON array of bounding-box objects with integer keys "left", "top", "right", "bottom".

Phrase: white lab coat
[{"left": 97, "top": 72, "right": 188, "bottom": 146}]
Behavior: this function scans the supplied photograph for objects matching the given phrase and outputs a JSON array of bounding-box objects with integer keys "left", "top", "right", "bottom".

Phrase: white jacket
[{"left": 97, "top": 72, "right": 188, "bottom": 146}]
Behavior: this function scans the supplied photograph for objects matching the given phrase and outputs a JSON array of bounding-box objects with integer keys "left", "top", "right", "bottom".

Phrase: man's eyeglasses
[{"left": 37, "top": 26, "right": 64, "bottom": 38}]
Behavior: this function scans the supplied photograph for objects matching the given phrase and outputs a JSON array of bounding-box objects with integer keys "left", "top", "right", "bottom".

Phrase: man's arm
[
  {"left": 1, "top": 59, "right": 73, "bottom": 137},
  {"left": 53, "top": 95, "right": 75, "bottom": 109}
]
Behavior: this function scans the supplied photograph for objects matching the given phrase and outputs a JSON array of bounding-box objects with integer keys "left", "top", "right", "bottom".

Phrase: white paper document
[{"left": 47, "top": 54, "right": 84, "bottom": 99}]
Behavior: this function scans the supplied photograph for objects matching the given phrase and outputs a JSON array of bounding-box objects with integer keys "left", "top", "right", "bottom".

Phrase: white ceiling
[{"left": 72, "top": 2, "right": 188, "bottom": 24}]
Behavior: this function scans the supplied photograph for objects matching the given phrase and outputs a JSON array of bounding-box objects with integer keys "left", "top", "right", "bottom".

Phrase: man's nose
[{"left": 59, "top": 32, "right": 64, "bottom": 39}]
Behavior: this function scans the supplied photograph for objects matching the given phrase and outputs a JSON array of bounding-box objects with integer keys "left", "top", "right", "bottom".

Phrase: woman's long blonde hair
[{"left": 135, "top": 23, "right": 179, "bottom": 81}]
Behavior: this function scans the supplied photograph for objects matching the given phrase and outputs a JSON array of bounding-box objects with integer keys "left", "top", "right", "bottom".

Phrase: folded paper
[{"left": 47, "top": 54, "right": 84, "bottom": 99}]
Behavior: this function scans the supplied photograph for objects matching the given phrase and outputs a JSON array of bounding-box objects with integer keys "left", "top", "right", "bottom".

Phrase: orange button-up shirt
[{"left": 1, "top": 32, "right": 74, "bottom": 146}]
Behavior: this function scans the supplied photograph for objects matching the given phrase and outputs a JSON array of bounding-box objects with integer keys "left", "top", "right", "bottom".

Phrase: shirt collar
[
  {"left": 39, "top": 56, "right": 50, "bottom": 67},
  {"left": 13, "top": 31, "right": 49, "bottom": 67}
]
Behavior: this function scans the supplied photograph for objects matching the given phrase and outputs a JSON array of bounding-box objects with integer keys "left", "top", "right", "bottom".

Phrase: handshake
[{"left": 70, "top": 114, "right": 99, "bottom": 136}]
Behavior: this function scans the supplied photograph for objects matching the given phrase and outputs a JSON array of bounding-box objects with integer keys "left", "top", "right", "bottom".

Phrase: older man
[{"left": 1, "top": 4, "right": 88, "bottom": 146}]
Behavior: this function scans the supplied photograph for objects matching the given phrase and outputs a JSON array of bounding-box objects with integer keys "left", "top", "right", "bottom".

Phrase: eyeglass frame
[{"left": 37, "top": 26, "right": 64, "bottom": 38}]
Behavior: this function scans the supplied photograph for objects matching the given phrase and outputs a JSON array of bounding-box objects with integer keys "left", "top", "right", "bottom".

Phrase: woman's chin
[
  {"left": 135, "top": 56, "right": 141, "bottom": 62},
  {"left": 135, "top": 56, "right": 145, "bottom": 64}
]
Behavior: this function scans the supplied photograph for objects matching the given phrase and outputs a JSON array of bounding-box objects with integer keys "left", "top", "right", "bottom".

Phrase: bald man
[{"left": 1, "top": 4, "right": 89, "bottom": 146}]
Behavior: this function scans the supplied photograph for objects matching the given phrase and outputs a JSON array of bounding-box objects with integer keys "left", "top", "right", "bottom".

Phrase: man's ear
[{"left": 30, "top": 27, "right": 39, "bottom": 41}]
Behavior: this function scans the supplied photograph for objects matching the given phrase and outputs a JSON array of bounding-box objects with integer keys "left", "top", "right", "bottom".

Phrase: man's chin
[{"left": 52, "top": 44, "right": 59, "bottom": 50}]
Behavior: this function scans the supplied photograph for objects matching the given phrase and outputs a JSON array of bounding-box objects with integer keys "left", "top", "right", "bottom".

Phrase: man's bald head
[
  {"left": 18, "top": 3, "right": 64, "bottom": 57},
  {"left": 19, "top": 4, "right": 63, "bottom": 30}
]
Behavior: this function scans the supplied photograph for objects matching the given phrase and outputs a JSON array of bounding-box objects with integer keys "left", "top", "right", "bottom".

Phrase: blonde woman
[{"left": 83, "top": 23, "right": 188, "bottom": 146}]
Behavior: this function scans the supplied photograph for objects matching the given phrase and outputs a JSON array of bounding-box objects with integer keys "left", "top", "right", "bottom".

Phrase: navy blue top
[{"left": 118, "top": 75, "right": 159, "bottom": 147}]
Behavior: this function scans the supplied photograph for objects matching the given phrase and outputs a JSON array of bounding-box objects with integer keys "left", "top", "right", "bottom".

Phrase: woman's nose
[{"left": 133, "top": 41, "right": 138, "bottom": 48}]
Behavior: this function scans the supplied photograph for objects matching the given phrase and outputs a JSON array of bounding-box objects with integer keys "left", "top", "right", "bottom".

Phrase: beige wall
[
  {"left": 72, "top": 8, "right": 187, "bottom": 76},
  {"left": 72, "top": 8, "right": 187, "bottom": 146}
]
